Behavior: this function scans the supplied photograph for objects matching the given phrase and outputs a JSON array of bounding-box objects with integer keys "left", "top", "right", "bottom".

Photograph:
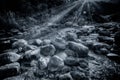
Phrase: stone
[
  {"left": 0, "top": 62, "right": 20, "bottom": 79},
  {"left": 67, "top": 42, "right": 89, "bottom": 58},
  {"left": 100, "top": 48, "right": 109, "bottom": 55},
  {"left": 30, "top": 39, "right": 42, "bottom": 46},
  {"left": 12, "top": 39, "right": 28, "bottom": 49},
  {"left": 98, "top": 36, "right": 114, "bottom": 45},
  {"left": 21, "top": 48, "right": 40, "bottom": 61},
  {"left": 40, "top": 45, "right": 56, "bottom": 56},
  {"left": 79, "top": 59, "right": 88, "bottom": 69},
  {"left": 52, "top": 37, "right": 67, "bottom": 50},
  {"left": 48, "top": 56, "right": 64, "bottom": 72},
  {"left": 12, "top": 39, "right": 36, "bottom": 52},
  {"left": 64, "top": 57, "right": 79, "bottom": 66},
  {"left": 58, "top": 73, "right": 73, "bottom": 80},
  {"left": 42, "top": 39, "right": 51, "bottom": 45},
  {"left": 65, "top": 32, "right": 77, "bottom": 41},
  {"left": 0, "top": 52, "right": 21, "bottom": 66},
  {"left": 61, "top": 66, "right": 71, "bottom": 74},
  {"left": 107, "top": 53, "right": 120, "bottom": 62},
  {"left": 56, "top": 52, "right": 68, "bottom": 60},
  {"left": 70, "top": 71, "right": 87, "bottom": 80},
  {"left": 92, "top": 42, "right": 110, "bottom": 51},
  {"left": 38, "top": 56, "right": 50, "bottom": 69}
]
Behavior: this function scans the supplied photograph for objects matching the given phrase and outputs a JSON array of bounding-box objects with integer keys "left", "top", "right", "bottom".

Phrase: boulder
[
  {"left": 20, "top": 48, "right": 40, "bottom": 61},
  {"left": 40, "top": 45, "right": 56, "bottom": 56},
  {"left": 58, "top": 73, "right": 73, "bottom": 80},
  {"left": 98, "top": 36, "right": 114, "bottom": 45},
  {"left": 52, "top": 37, "right": 67, "bottom": 50},
  {"left": 12, "top": 39, "right": 28, "bottom": 49},
  {"left": 56, "top": 52, "right": 67, "bottom": 61},
  {"left": 0, "top": 62, "right": 20, "bottom": 79},
  {"left": 12, "top": 39, "right": 37, "bottom": 52},
  {"left": 38, "top": 56, "right": 50, "bottom": 69},
  {"left": 70, "top": 71, "right": 87, "bottom": 80},
  {"left": 92, "top": 42, "right": 110, "bottom": 51},
  {"left": 107, "top": 53, "right": 120, "bottom": 62},
  {"left": 29, "top": 39, "right": 42, "bottom": 46},
  {"left": 48, "top": 56, "right": 64, "bottom": 72},
  {"left": 64, "top": 57, "right": 79, "bottom": 66},
  {"left": 67, "top": 42, "right": 89, "bottom": 58},
  {"left": 61, "top": 66, "right": 71, "bottom": 74},
  {"left": 42, "top": 39, "right": 51, "bottom": 45},
  {"left": 65, "top": 32, "right": 77, "bottom": 41},
  {"left": 0, "top": 52, "right": 21, "bottom": 66}
]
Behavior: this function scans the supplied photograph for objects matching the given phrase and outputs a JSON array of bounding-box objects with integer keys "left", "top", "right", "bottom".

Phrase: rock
[
  {"left": 12, "top": 39, "right": 36, "bottom": 52},
  {"left": 0, "top": 62, "right": 20, "bottom": 79},
  {"left": 98, "top": 36, "right": 114, "bottom": 45},
  {"left": 81, "top": 25, "right": 95, "bottom": 34},
  {"left": 29, "top": 39, "right": 42, "bottom": 46},
  {"left": 92, "top": 42, "right": 110, "bottom": 51},
  {"left": 38, "top": 56, "right": 50, "bottom": 69},
  {"left": 79, "top": 59, "right": 88, "bottom": 69},
  {"left": 107, "top": 53, "right": 120, "bottom": 63},
  {"left": 12, "top": 39, "right": 28, "bottom": 49},
  {"left": 58, "top": 73, "right": 73, "bottom": 80},
  {"left": 0, "top": 52, "right": 21, "bottom": 66},
  {"left": 65, "top": 32, "right": 77, "bottom": 41},
  {"left": 100, "top": 48, "right": 109, "bottom": 55},
  {"left": 64, "top": 57, "right": 79, "bottom": 66},
  {"left": 67, "top": 42, "right": 89, "bottom": 58},
  {"left": 20, "top": 48, "right": 40, "bottom": 61},
  {"left": 56, "top": 52, "right": 68, "bottom": 60},
  {"left": 70, "top": 71, "right": 87, "bottom": 80},
  {"left": 42, "top": 39, "right": 51, "bottom": 45},
  {"left": 114, "top": 31, "right": 120, "bottom": 47},
  {"left": 61, "top": 66, "right": 71, "bottom": 74},
  {"left": 48, "top": 56, "right": 64, "bottom": 72},
  {"left": 98, "top": 30, "right": 111, "bottom": 36},
  {"left": 52, "top": 37, "right": 67, "bottom": 50},
  {"left": 40, "top": 45, "right": 56, "bottom": 56}
]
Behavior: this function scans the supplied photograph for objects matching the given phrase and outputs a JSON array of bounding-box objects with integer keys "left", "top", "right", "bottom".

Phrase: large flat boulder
[{"left": 67, "top": 42, "right": 89, "bottom": 58}]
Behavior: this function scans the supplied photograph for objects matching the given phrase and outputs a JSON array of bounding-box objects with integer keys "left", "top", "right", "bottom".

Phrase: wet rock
[
  {"left": 98, "top": 36, "right": 114, "bottom": 45},
  {"left": 48, "top": 56, "right": 64, "bottom": 72},
  {"left": 0, "top": 62, "right": 20, "bottom": 79},
  {"left": 92, "top": 42, "right": 110, "bottom": 51},
  {"left": 52, "top": 37, "right": 67, "bottom": 50},
  {"left": 0, "top": 52, "right": 21, "bottom": 66},
  {"left": 42, "top": 39, "right": 51, "bottom": 45},
  {"left": 56, "top": 52, "right": 68, "bottom": 61},
  {"left": 61, "top": 66, "right": 71, "bottom": 74},
  {"left": 100, "top": 48, "right": 109, "bottom": 55},
  {"left": 38, "top": 56, "right": 50, "bottom": 69},
  {"left": 82, "top": 25, "right": 95, "bottom": 34},
  {"left": 40, "top": 45, "right": 56, "bottom": 56},
  {"left": 58, "top": 73, "right": 73, "bottom": 80},
  {"left": 65, "top": 32, "right": 77, "bottom": 41},
  {"left": 67, "top": 42, "right": 89, "bottom": 58},
  {"left": 107, "top": 53, "right": 120, "bottom": 62},
  {"left": 12, "top": 39, "right": 37, "bottom": 52},
  {"left": 114, "top": 31, "right": 120, "bottom": 47},
  {"left": 20, "top": 48, "right": 40, "bottom": 62},
  {"left": 64, "top": 57, "right": 79, "bottom": 66},
  {"left": 70, "top": 71, "right": 88, "bottom": 80},
  {"left": 29, "top": 39, "right": 42, "bottom": 46},
  {"left": 98, "top": 30, "right": 111, "bottom": 36},
  {"left": 12, "top": 39, "right": 28, "bottom": 49},
  {"left": 79, "top": 59, "right": 88, "bottom": 69}
]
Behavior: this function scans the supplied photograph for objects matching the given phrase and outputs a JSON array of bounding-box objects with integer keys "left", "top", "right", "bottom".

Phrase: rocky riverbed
[{"left": 0, "top": 22, "right": 120, "bottom": 80}]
